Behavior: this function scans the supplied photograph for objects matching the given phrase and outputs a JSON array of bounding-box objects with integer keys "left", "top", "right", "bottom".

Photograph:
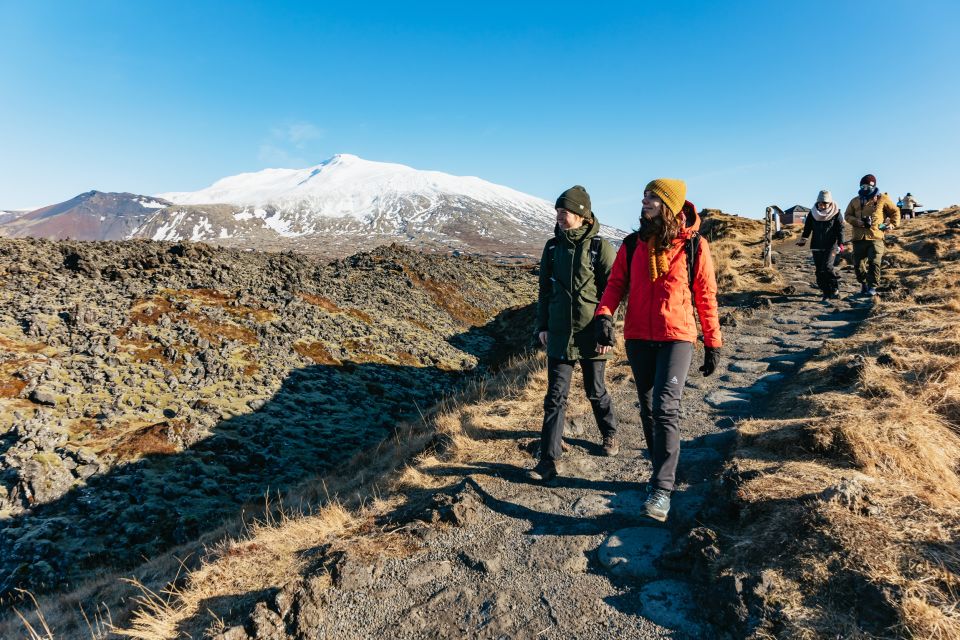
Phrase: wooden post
[{"left": 763, "top": 205, "right": 784, "bottom": 268}]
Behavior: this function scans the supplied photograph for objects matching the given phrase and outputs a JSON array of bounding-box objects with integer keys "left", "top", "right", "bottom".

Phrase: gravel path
[{"left": 228, "top": 242, "right": 874, "bottom": 640}]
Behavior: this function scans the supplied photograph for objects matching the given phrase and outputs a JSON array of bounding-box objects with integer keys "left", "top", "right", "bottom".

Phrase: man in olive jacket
[
  {"left": 844, "top": 174, "right": 900, "bottom": 297},
  {"left": 530, "top": 185, "right": 618, "bottom": 481}
]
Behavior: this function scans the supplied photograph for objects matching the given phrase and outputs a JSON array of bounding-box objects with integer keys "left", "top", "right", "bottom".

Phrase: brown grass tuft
[
  {"left": 293, "top": 339, "right": 341, "bottom": 365},
  {"left": 403, "top": 267, "right": 489, "bottom": 326}
]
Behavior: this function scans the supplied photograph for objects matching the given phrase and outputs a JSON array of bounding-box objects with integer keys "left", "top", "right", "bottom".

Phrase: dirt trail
[{"left": 225, "top": 241, "right": 875, "bottom": 640}]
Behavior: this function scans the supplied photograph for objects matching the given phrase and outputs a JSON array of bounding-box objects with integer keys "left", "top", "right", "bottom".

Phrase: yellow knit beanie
[{"left": 645, "top": 178, "right": 687, "bottom": 216}]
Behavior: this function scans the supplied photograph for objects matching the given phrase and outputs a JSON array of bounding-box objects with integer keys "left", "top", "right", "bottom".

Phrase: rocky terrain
[{"left": 0, "top": 237, "right": 537, "bottom": 601}]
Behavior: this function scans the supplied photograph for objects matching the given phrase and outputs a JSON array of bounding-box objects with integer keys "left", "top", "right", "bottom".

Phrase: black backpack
[
  {"left": 543, "top": 236, "right": 607, "bottom": 299},
  {"left": 622, "top": 231, "right": 701, "bottom": 302}
]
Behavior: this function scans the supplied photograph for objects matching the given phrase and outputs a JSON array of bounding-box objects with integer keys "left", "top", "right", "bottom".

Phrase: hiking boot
[
  {"left": 643, "top": 489, "right": 671, "bottom": 522},
  {"left": 867, "top": 288, "right": 878, "bottom": 297},
  {"left": 860, "top": 283, "right": 869, "bottom": 295},
  {"left": 601, "top": 435, "right": 620, "bottom": 457},
  {"left": 527, "top": 460, "right": 558, "bottom": 482}
]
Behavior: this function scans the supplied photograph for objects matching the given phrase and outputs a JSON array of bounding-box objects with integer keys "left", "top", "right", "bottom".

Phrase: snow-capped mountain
[
  {"left": 0, "top": 191, "right": 172, "bottom": 241},
  {"left": 146, "top": 154, "right": 623, "bottom": 257},
  {"left": 1, "top": 155, "right": 625, "bottom": 258}
]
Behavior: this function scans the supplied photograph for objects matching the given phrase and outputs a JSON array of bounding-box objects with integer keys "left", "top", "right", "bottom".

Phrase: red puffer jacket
[{"left": 596, "top": 202, "right": 722, "bottom": 348}]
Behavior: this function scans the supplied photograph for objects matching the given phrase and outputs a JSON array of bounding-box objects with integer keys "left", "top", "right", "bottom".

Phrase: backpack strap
[
  {"left": 623, "top": 232, "right": 640, "bottom": 287},
  {"left": 686, "top": 232, "right": 700, "bottom": 304},
  {"left": 589, "top": 236, "right": 607, "bottom": 297},
  {"left": 543, "top": 237, "right": 558, "bottom": 281}
]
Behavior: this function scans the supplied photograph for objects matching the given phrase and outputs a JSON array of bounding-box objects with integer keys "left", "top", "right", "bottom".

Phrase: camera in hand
[{"left": 864, "top": 215, "right": 874, "bottom": 228}]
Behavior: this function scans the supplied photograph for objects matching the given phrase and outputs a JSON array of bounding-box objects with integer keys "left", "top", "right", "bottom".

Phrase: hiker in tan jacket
[{"left": 844, "top": 174, "right": 900, "bottom": 297}]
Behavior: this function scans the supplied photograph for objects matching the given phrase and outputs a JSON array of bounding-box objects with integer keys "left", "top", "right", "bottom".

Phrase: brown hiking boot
[
  {"left": 602, "top": 435, "right": 620, "bottom": 457},
  {"left": 527, "top": 460, "right": 558, "bottom": 482}
]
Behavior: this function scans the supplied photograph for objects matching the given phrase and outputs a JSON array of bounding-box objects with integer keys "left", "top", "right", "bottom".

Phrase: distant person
[
  {"left": 899, "top": 192, "right": 921, "bottom": 220},
  {"left": 844, "top": 174, "right": 900, "bottom": 297},
  {"left": 530, "top": 186, "right": 617, "bottom": 482},
  {"left": 594, "top": 179, "right": 722, "bottom": 522},
  {"left": 796, "top": 190, "right": 846, "bottom": 299}
]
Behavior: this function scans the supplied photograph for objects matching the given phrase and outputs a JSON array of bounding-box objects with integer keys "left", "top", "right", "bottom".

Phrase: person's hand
[
  {"left": 596, "top": 314, "right": 616, "bottom": 351},
  {"left": 795, "top": 238, "right": 807, "bottom": 246},
  {"left": 538, "top": 331, "right": 548, "bottom": 347},
  {"left": 699, "top": 347, "right": 720, "bottom": 377}
]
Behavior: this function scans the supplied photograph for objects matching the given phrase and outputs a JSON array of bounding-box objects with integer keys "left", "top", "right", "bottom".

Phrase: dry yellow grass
[
  {"left": 701, "top": 211, "right": 785, "bottom": 294},
  {"left": 725, "top": 207, "right": 960, "bottom": 639}
]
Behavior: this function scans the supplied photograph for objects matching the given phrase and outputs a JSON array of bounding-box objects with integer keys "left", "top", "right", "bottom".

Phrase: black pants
[
  {"left": 625, "top": 340, "right": 693, "bottom": 492},
  {"left": 812, "top": 250, "right": 840, "bottom": 296},
  {"left": 541, "top": 357, "right": 617, "bottom": 463}
]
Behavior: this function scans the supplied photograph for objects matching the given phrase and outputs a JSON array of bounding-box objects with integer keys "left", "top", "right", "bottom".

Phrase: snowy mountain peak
[{"left": 157, "top": 154, "right": 549, "bottom": 213}]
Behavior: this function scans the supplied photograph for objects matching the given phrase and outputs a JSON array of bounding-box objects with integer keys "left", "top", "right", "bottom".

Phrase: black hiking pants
[
  {"left": 625, "top": 340, "right": 694, "bottom": 492},
  {"left": 541, "top": 357, "right": 617, "bottom": 463},
  {"left": 853, "top": 239, "right": 885, "bottom": 288},
  {"left": 812, "top": 250, "right": 840, "bottom": 296}
]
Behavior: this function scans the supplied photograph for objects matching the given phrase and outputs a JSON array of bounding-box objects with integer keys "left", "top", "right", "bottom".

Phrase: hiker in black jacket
[{"left": 797, "top": 189, "right": 846, "bottom": 299}]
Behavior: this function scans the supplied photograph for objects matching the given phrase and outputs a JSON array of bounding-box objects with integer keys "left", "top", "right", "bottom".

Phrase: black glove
[
  {"left": 596, "top": 315, "right": 616, "bottom": 347},
  {"left": 700, "top": 347, "right": 719, "bottom": 377}
]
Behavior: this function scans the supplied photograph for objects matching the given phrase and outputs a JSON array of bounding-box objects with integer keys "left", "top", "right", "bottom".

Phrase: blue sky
[{"left": 2, "top": 1, "right": 958, "bottom": 231}]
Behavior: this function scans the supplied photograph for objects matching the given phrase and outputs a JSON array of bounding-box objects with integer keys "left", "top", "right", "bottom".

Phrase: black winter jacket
[{"left": 801, "top": 213, "right": 846, "bottom": 252}]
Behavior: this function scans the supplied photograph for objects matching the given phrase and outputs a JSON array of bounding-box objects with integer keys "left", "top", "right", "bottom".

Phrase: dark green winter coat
[{"left": 536, "top": 218, "right": 616, "bottom": 360}]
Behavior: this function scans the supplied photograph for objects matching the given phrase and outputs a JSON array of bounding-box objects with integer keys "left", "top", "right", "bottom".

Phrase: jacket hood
[
  {"left": 554, "top": 216, "right": 601, "bottom": 244},
  {"left": 676, "top": 200, "right": 701, "bottom": 240}
]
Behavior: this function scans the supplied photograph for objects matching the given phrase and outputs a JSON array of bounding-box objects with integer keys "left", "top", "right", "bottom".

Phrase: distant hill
[{"left": 0, "top": 191, "right": 172, "bottom": 240}]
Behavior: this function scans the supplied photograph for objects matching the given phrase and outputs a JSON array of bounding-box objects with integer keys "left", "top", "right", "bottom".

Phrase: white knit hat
[{"left": 816, "top": 190, "right": 834, "bottom": 204}]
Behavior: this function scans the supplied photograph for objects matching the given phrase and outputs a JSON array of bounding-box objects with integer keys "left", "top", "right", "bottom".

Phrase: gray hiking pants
[
  {"left": 626, "top": 340, "right": 693, "bottom": 492},
  {"left": 541, "top": 357, "right": 617, "bottom": 463}
]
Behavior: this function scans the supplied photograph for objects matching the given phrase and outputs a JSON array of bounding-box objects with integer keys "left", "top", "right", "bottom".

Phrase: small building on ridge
[{"left": 781, "top": 205, "right": 810, "bottom": 225}]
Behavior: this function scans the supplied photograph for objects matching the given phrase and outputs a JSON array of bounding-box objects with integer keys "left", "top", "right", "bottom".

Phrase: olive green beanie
[{"left": 555, "top": 185, "right": 593, "bottom": 221}]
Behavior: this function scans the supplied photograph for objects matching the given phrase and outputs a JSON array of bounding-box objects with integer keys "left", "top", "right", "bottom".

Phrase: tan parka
[{"left": 844, "top": 193, "right": 901, "bottom": 241}]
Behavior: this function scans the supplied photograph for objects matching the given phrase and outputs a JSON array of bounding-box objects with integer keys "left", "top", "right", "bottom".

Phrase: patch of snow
[
  {"left": 150, "top": 209, "right": 189, "bottom": 241},
  {"left": 190, "top": 217, "right": 213, "bottom": 241},
  {"left": 136, "top": 198, "right": 168, "bottom": 209}
]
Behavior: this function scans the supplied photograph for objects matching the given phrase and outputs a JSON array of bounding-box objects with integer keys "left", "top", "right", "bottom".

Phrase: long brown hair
[{"left": 639, "top": 205, "right": 680, "bottom": 252}]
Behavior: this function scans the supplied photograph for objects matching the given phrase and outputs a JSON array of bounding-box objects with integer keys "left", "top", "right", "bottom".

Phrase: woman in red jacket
[{"left": 595, "top": 178, "right": 722, "bottom": 522}]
